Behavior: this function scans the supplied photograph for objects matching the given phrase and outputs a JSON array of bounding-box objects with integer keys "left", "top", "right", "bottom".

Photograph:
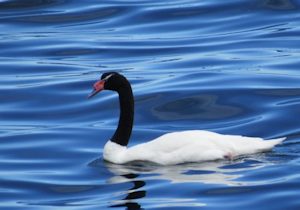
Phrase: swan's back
[{"left": 104, "top": 130, "right": 285, "bottom": 165}]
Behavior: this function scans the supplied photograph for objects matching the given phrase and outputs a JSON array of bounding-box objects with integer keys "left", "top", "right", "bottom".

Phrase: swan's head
[{"left": 88, "top": 72, "right": 129, "bottom": 98}]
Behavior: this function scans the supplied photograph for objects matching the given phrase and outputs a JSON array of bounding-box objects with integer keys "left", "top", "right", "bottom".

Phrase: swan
[{"left": 88, "top": 72, "right": 285, "bottom": 165}]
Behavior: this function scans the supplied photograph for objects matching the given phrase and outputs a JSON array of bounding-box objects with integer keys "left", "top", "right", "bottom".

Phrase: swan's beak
[{"left": 88, "top": 80, "right": 105, "bottom": 98}]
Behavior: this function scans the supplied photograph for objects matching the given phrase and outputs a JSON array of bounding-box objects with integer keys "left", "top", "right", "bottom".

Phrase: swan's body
[
  {"left": 103, "top": 130, "right": 285, "bottom": 165},
  {"left": 89, "top": 72, "right": 285, "bottom": 165}
]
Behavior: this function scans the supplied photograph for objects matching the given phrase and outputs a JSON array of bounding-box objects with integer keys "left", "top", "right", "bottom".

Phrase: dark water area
[{"left": 1, "top": 0, "right": 300, "bottom": 209}]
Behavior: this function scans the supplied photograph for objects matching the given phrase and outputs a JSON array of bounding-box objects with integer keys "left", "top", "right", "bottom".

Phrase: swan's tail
[
  {"left": 259, "top": 137, "right": 286, "bottom": 152},
  {"left": 268, "top": 137, "right": 286, "bottom": 146}
]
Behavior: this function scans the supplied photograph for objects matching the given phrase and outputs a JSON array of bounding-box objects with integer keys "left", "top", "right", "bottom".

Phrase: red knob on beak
[{"left": 88, "top": 80, "right": 105, "bottom": 98}]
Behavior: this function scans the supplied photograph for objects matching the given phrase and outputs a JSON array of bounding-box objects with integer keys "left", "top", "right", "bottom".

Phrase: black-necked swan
[{"left": 88, "top": 72, "right": 285, "bottom": 165}]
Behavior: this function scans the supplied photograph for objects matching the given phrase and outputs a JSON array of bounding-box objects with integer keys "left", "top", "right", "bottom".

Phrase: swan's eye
[{"left": 103, "top": 73, "right": 114, "bottom": 81}]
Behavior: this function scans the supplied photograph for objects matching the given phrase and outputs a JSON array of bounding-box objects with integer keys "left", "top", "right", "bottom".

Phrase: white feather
[{"left": 103, "top": 130, "right": 285, "bottom": 165}]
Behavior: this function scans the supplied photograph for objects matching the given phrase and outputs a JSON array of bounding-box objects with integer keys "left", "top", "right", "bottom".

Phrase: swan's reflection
[
  {"left": 105, "top": 157, "right": 269, "bottom": 186},
  {"left": 104, "top": 156, "right": 273, "bottom": 209},
  {"left": 107, "top": 172, "right": 145, "bottom": 210}
]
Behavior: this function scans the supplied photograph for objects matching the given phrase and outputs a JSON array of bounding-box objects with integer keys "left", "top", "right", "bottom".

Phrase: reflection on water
[
  {"left": 97, "top": 155, "right": 280, "bottom": 209},
  {"left": 262, "top": 0, "right": 299, "bottom": 10},
  {"left": 0, "top": 0, "right": 60, "bottom": 9},
  {"left": 153, "top": 95, "right": 241, "bottom": 120},
  {"left": 110, "top": 174, "right": 145, "bottom": 210},
  {"left": 105, "top": 156, "right": 271, "bottom": 187}
]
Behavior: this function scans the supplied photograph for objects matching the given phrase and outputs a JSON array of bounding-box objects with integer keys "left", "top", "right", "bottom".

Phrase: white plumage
[{"left": 103, "top": 130, "right": 285, "bottom": 165}]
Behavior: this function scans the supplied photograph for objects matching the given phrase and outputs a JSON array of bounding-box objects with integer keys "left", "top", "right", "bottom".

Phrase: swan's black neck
[{"left": 111, "top": 82, "right": 134, "bottom": 147}]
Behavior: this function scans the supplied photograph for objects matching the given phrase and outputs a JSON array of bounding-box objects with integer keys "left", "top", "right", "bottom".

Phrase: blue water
[{"left": 1, "top": 0, "right": 300, "bottom": 209}]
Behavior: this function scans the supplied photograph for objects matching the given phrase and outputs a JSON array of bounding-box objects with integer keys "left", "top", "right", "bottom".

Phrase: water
[{"left": 1, "top": 0, "right": 300, "bottom": 209}]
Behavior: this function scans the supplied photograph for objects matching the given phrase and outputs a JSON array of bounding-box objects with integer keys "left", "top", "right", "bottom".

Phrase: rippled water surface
[{"left": 1, "top": 0, "right": 300, "bottom": 209}]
